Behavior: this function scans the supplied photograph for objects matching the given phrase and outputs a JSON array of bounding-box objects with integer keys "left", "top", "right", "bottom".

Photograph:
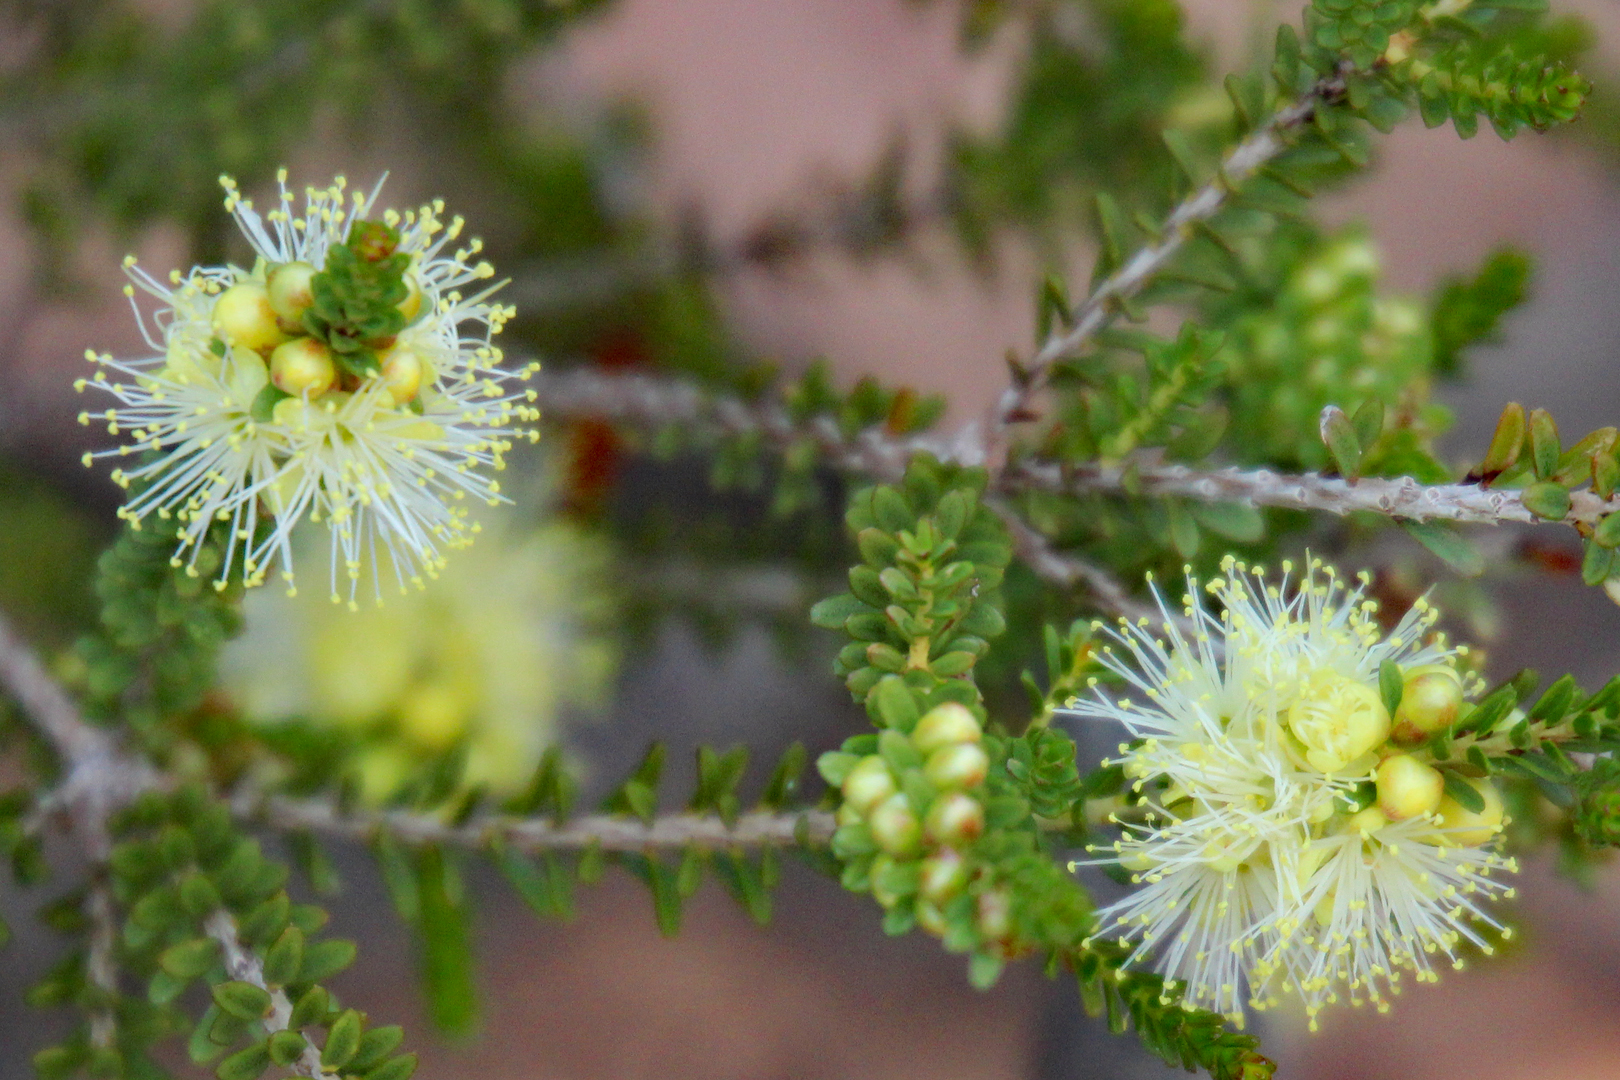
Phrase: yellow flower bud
[
  {"left": 1286, "top": 669, "right": 1391, "bottom": 773},
  {"left": 1433, "top": 776, "right": 1504, "bottom": 845},
  {"left": 378, "top": 346, "right": 425, "bottom": 407},
  {"left": 924, "top": 791, "right": 985, "bottom": 846},
  {"left": 841, "top": 755, "right": 897, "bottom": 815},
  {"left": 211, "top": 281, "right": 290, "bottom": 353},
  {"left": 1376, "top": 754, "right": 1444, "bottom": 821},
  {"left": 266, "top": 261, "right": 317, "bottom": 323},
  {"left": 910, "top": 702, "right": 981, "bottom": 755},
  {"left": 923, "top": 742, "right": 989, "bottom": 790},
  {"left": 918, "top": 848, "right": 968, "bottom": 903},
  {"left": 1392, "top": 665, "right": 1463, "bottom": 744},
  {"left": 270, "top": 338, "right": 337, "bottom": 398},
  {"left": 868, "top": 793, "right": 922, "bottom": 857},
  {"left": 1346, "top": 806, "right": 1390, "bottom": 836}
]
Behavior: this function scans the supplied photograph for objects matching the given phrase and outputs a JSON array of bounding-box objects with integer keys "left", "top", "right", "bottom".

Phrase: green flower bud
[
  {"left": 918, "top": 848, "right": 968, "bottom": 903},
  {"left": 1392, "top": 665, "right": 1463, "bottom": 743},
  {"left": 1376, "top": 754, "right": 1444, "bottom": 821},
  {"left": 911, "top": 702, "right": 982, "bottom": 755},
  {"left": 212, "top": 281, "right": 290, "bottom": 353},
  {"left": 923, "top": 742, "right": 989, "bottom": 790},
  {"left": 266, "top": 261, "right": 317, "bottom": 324},
  {"left": 924, "top": 791, "right": 985, "bottom": 846},
  {"left": 841, "top": 755, "right": 897, "bottom": 815},
  {"left": 868, "top": 793, "right": 922, "bottom": 857},
  {"left": 270, "top": 338, "right": 337, "bottom": 398}
]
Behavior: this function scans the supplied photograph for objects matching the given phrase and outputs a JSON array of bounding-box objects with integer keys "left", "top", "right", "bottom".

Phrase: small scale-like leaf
[
  {"left": 298, "top": 939, "right": 357, "bottom": 985},
  {"left": 159, "top": 938, "right": 221, "bottom": 980},
  {"left": 1320, "top": 405, "right": 1362, "bottom": 479},
  {"left": 1476, "top": 405, "right": 1526, "bottom": 481},
  {"left": 321, "top": 1010, "right": 363, "bottom": 1070},
  {"left": 1442, "top": 772, "right": 1486, "bottom": 814},
  {"left": 260, "top": 926, "right": 303, "bottom": 987},
  {"left": 364, "top": 1054, "right": 419, "bottom": 1080},
  {"left": 1402, "top": 520, "right": 1484, "bottom": 577},
  {"left": 215, "top": 1042, "right": 271, "bottom": 1080},
  {"left": 1520, "top": 481, "right": 1571, "bottom": 521},
  {"left": 1529, "top": 408, "right": 1560, "bottom": 478},
  {"left": 1379, "top": 660, "right": 1404, "bottom": 717},
  {"left": 212, "top": 980, "right": 272, "bottom": 1021}
]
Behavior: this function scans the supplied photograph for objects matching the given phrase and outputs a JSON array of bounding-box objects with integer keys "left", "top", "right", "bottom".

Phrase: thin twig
[
  {"left": 986, "top": 72, "right": 1347, "bottom": 444},
  {"left": 204, "top": 911, "right": 325, "bottom": 1078},
  {"left": 984, "top": 497, "right": 1169, "bottom": 626},
  {"left": 532, "top": 366, "right": 953, "bottom": 482},
  {"left": 1006, "top": 457, "right": 1620, "bottom": 527},
  {"left": 244, "top": 793, "right": 835, "bottom": 854}
]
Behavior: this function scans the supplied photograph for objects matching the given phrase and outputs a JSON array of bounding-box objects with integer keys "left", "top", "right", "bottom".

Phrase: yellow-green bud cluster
[
  {"left": 1332, "top": 663, "right": 1503, "bottom": 844},
  {"left": 829, "top": 702, "right": 1003, "bottom": 947},
  {"left": 209, "top": 259, "right": 427, "bottom": 411}
]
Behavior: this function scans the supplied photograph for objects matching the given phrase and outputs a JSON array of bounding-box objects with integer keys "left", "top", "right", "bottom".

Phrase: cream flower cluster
[
  {"left": 1069, "top": 557, "right": 1516, "bottom": 1029},
  {"left": 77, "top": 171, "right": 540, "bottom": 606}
]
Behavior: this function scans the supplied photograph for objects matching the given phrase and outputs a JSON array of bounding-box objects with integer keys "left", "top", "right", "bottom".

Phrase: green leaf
[
  {"left": 267, "top": 1031, "right": 308, "bottom": 1069},
  {"left": 1582, "top": 540, "right": 1617, "bottom": 586},
  {"left": 159, "top": 937, "right": 221, "bottom": 979},
  {"left": 871, "top": 676, "right": 920, "bottom": 732},
  {"left": 1595, "top": 515, "right": 1620, "bottom": 550},
  {"left": 363, "top": 1054, "right": 419, "bottom": 1080},
  {"left": 1477, "top": 403, "right": 1526, "bottom": 481},
  {"left": 288, "top": 986, "right": 330, "bottom": 1030},
  {"left": 1379, "top": 660, "right": 1404, "bottom": 718},
  {"left": 322, "top": 1010, "right": 363, "bottom": 1070},
  {"left": 215, "top": 1043, "right": 271, "bottom": 1080},
  {"left": 1401, "top": 521, "right": 1484, "bottom": 577},
  {"left": 212, "top": 980, "right": 272, "bottom": 1021},
  {"left": 348, "top": 1027, "right": 405, "bottom": 1073},
  {"left": 249, "top": 384, "right": 292, "bottom": 424},
  {"left": 1520, "top": 481, "right": 1570, "bottom": 521},
  {"left": 810, "top": 594, "right": 869, "bottom": 630},
  {"left": 414, "top": 847, "right": 476, "bottom": 1036},
  {"left": 298, "top": 938, "right": 357, "bottom": 984},
  {"left": 261, "top": 926, "right": 303, "bottom": 987},
  {"left": 1319, "top": 405, "right": 1361, "bottom": 479},
  {"left": 1442, "top": 772, "right": 1486, "bottom": 814},
  {"left": 1188, "top": 500, "right": 1263, "bottom": 542},
  {"left": 1529, "top": 408, "right": 1560, "bottom": 479}
]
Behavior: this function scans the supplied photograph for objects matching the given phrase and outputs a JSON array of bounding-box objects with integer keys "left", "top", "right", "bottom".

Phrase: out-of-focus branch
[
  {"left": 1005, "top": 458, "right": 1620, "bottom": 527},
  {"left": 243, "top": 792, "right": 835, "bottom": 854},
  {"left": 532, "top": 366, "right": 958, "bottom": 482},
  {"left": 203, "top": 911, "right": 325, "bottom": 1078},
  {"left": 0, "top": 611, "right": 157, "bottom": 1049},
  {"left": 986, "top": 72, "right": 1347, "bottom": 444}
]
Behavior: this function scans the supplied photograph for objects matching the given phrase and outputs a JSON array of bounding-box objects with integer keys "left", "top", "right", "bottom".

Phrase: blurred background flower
[{"left": 218, "top": 490, "right": 617, "bottom": 802}]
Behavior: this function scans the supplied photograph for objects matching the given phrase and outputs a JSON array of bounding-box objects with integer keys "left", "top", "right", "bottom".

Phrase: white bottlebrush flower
[
  {"left": 1069, "top": 556, "right": 1513, "bottom": 1029},
  {"left": 77, "top": 170, "right": 540, "bottom": 606}
]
